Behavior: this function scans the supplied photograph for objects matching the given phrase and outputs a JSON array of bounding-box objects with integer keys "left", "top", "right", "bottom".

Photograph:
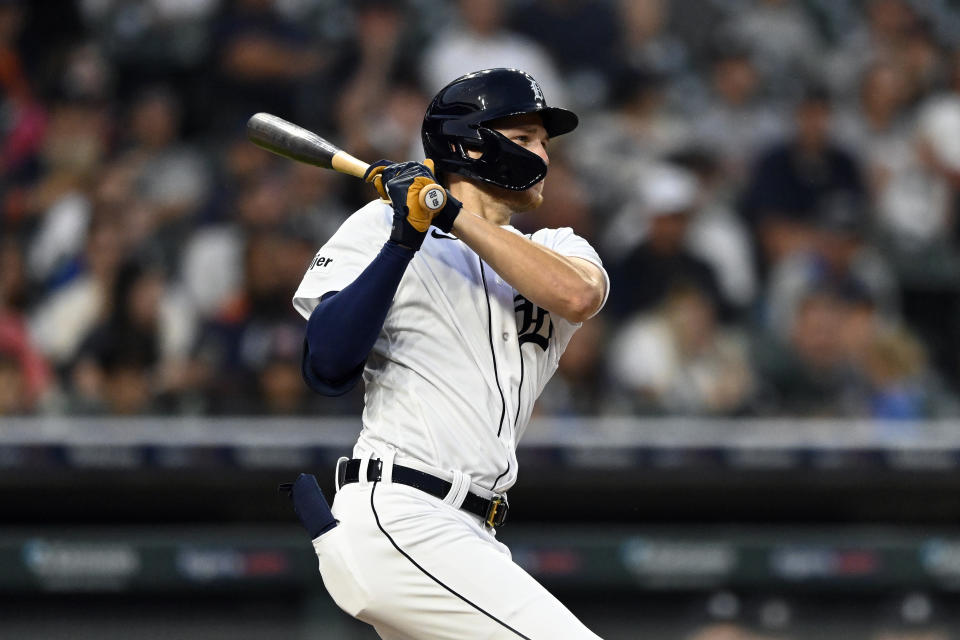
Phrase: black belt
[{"left": 338, "top": 459, "right": 509, "bottom": 528}]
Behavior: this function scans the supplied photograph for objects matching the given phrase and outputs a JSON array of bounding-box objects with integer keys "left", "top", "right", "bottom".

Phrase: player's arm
[
  {"left": 301, "top": 242, "right": 414, "bottom": 395},
  {"left": 300, "top": 162, "right": 447, "bottom": 395},
  {"left": 452, "top": 213, "right": 606, "bottom": 323}
]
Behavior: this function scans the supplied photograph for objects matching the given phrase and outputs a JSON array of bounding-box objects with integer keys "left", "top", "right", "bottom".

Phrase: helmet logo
[{"left": 530, "top": 79, "right": 544, "bottom": 103}]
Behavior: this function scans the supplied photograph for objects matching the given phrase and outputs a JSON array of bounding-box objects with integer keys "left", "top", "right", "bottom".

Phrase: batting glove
[
  {"left": 383, "top": 161, "right": 461, "bottom": 250},
  {"left": 363, "top": 159, "right": 393, "bottom": 201}
]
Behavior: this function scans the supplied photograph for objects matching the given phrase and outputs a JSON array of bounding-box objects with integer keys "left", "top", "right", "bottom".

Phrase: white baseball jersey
[{"left": 293, "top": 200, "right": 608, "bottom": 494}]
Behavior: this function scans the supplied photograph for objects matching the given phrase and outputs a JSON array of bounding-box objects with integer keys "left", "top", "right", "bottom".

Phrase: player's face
[
  {"left": 481, "top": 113, "right": 550, "bottom": 211},
  {"left": 493, "top": 114, "right": 550, "bottom": 166}
]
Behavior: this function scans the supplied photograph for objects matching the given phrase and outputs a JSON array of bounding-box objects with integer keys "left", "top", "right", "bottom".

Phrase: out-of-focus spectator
[
  {"left": 362, "top": 81, "right": 429, "bottom": 162},
  {"left": 285, "top": 162, "right": 350, "bottom": 246},
  {"left": 181, "top": 171, "right": 290, "bottom": 319},
  {"left": 608, "top": 282, "right": 753, "bottom": 416},
  {"left": 615, "top": 0, "right": 689, "bottom": 96},
  {"left": 23, "top": 99, "right": 109, "bottom": 285},
  {"left": 898, "top": 18, "right": 944, "bottom": 104},
  {"left": 0, "top": 0, "right": 46, "bottom": 180},
  {"left": 692, "top": 45, "right": 785, "bottom": 186},
  {"left": 754, "top": 287, "right": 863, "bottom": 416},
  {"left": 0, "top": 352, "right": 29, "bottom": 414},
  {"left": 201, "top": 126, "right": 278, "bottom": 226},
  {"left": 331, "top": 2, "right": 419, "bottom": 160},
  {"left": 70, "top": 259, "right": 199, "bottom": 414},
  {"left": 210, "top": 0, "right": 326, "bottom": 129},
  {"left": 605, "top": 163, "right": 728, "bottom": 320},
  {"left": 511, "top": 0, "right": 621, "bottom": 108},
  {"left": 0, "top": 238, "right": 52, "bottom": 413},
  {"left": 194, "top": 230, "right": 359, "bottom": 414},
  {"left": 740, "top": 86, "right": 865, "bottom": 269},
  {"left": 873, "top": 49, "right": 960, "bottom": 391},
  {"left": 115, "top": 86, "right": 212, "bottom": 270},
  {"left": 420, "top": 0, "right": 566, "bottom": 103},
  {"left": 720, "top": 0, "right": 823, "bottom": 99},
  {"left": 826, "top": 0, "right": 920, "bottom": 100},
  {"left": 863, "top": 326, "right": 930, "bottom": 420},
  {"left": 678, "top": 149, "right": 758, "bottom": 315},
  {"left": 59, "top": 40, "right": 114, "bottom": 103},
  {"left": 536, "top": 317, "right": 607, "bottom": 416},
  {"left": 254, "top": 329, "right": 314, "bottom": 415},
  {"left": 915, "top": 49, "right": 960, "bottom": 246},
  {"left": 29, "top": 216, "right": 127, "bottom": 368},
  {"left": 857, "top": 97, "right": 953, "bottom": 258},
  {"left": 78, "top": 0, "right": 219, "bottom": 74},
  {"left": 834, "top": 60, "right": 912, "bottom": 179},
  {"left": 572, "top": 66, "right": 692, "bottom": 213},
  {"left": 763, "top": 193, "right": 898, "bottom": 339}
]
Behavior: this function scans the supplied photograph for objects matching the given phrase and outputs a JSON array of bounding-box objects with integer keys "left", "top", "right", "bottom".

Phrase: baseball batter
[{"left": 288, "top": 68, "right": 608, "bottom": 639}]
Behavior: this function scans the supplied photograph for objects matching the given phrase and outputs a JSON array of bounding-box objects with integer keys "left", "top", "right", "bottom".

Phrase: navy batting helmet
[{"left": 421, "top": 68, "right": 578, "bottom": 191}]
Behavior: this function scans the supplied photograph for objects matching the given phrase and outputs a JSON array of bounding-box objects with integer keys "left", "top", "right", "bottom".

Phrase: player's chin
[{"left": 502, "top": 181, "right": 545, "bottom": 213}]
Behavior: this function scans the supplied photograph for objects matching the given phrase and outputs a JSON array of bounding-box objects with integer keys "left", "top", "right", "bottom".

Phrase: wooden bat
[{"left": 246, "top": 112, "right": 447, "bottom": 212}]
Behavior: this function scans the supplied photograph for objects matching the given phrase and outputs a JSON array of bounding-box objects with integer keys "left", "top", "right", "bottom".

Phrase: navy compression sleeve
[{"left": 302, "top": 241, "right": 415, "bottom": 396}]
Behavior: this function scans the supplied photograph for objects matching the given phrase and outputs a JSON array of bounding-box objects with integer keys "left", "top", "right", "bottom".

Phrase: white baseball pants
[{"left": 311, "top": 472, "right": 603, "bottom": 639}]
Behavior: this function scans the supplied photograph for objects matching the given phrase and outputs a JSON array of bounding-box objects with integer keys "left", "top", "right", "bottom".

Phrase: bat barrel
[{"left": 246, "top": 113, "right": 342, "bottom": 170}]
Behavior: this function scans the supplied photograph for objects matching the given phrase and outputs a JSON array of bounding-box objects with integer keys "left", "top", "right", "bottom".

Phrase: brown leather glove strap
[{"left": 363, "top": 160, "right": 392, "bottom": 201}]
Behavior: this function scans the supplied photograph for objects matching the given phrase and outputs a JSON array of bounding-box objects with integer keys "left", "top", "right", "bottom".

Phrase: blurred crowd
[{"left": 3, "top": 0, "right": 960, "bottom": 418}]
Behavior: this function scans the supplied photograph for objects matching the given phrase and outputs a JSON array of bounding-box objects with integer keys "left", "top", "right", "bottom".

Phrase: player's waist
[
  {"left": 355, "top": 432, "right": 517, "bottom": 494},
  {"left": 335, "top": 456, "right": 510, "bottom": 529}
]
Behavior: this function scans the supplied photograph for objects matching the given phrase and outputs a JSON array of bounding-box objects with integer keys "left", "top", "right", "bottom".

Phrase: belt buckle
[{"left": 485, "top": 494, "right": 509, "bottom": 528}]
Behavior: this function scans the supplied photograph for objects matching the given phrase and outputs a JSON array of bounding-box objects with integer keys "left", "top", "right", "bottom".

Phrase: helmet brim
[
  {"left": 479, "top": 106, "right": 578, "bottom": 139},
  {"left": 540, "top": 106, "right": 578, "bottom": 138}
]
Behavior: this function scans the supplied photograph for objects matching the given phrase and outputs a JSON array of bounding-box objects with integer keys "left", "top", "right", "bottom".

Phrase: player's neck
[
  {"left": 450, "top": 176, "right": 550, "bottom": 227},
  {"left": 448, "top": 178, "right": 514, "bottom": 226}
]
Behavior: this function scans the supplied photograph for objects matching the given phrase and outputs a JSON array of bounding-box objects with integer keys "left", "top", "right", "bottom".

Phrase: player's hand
[
  {"left": 383, "top": 161, "right": 461, "bottom": 250},
  {"left": 363, "top": 158, "right": 393, "bottom": 201}
]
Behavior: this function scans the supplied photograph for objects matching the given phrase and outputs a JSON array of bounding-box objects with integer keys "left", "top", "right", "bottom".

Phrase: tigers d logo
[
  {"left": 515, "top": 294, "right": 552, "bottom": 350},
  {"left": 530, "top": 79, "right": 545, "bottom": 103}
]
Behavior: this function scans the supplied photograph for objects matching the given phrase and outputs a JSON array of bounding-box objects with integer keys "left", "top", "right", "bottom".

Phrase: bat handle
[
  {"left": 419, "top": 184, "right": 448, "bottom": 213},
  {"left": 330, "top": 151, "right": 371, "bottom": 179}
]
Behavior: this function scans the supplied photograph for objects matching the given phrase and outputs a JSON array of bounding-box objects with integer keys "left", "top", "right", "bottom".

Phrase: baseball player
[{"left": 287, "top": 68, "right": 608, "bottom": 639}]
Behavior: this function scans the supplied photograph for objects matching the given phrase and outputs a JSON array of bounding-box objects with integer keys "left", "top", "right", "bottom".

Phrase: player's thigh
[{"left": 364, "top": 482, "right": 602, "bottom": 640}]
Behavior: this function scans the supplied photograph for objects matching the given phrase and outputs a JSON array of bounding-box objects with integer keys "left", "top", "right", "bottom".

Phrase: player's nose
[{"left": 535, "top": 142, "right": 549, "bottom": 166}]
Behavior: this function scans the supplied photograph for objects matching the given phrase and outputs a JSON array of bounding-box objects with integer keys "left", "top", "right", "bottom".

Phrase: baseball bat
[{"left": 246, "top": 112, "right": 447, "bottom": 212}]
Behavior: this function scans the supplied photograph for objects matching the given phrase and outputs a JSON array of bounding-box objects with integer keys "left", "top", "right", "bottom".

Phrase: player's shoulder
[
  {"left": 330, "top": 199, "right": 392, "bottom": 238},
  {"left": 528, "top": 226, "right": 590, "bottom": 250},
  {"left": 349, "top": 199, "right": 393, "bottom": 225}
]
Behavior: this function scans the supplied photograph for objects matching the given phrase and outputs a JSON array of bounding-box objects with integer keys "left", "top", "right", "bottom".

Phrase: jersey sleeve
[
  {"left": 530, "top": 226, "right": 610, "bottom": 317},
  {"left": 292, "top": 201, "right": 391, "bottom": 320},
  {"left": 529, "top": 227, "right": 610, "bottom": 366}
]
